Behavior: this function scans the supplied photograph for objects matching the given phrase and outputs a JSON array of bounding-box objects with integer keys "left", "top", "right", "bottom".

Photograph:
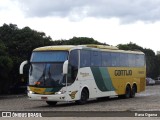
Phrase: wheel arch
[
  {"left": 80, "top": 86, "right": 90, "bottom": 98},
  {"left": 76, "top": 86, "right": 90, "bottom": 105},
  {"left": 132, "top": 83, "right": 137, "bottom": 93},
  {"left": 125, "top": 82, "right": 131, "bottom": 89}
]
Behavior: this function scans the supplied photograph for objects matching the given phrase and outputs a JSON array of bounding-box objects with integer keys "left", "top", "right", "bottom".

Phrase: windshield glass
[
  {"left": 31, "top": 51, "right": 68, "bottom": 62},
  {"left": 29, "top": 63, "right": 66, "bottom": 87},
  {"left": 29, "top": 51, "right": 68, "bottom": 87}
]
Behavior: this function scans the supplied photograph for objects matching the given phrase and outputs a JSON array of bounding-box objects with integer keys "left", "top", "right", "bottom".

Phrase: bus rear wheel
[
  {"left": 76, "top": 88, "right": 89, "bottom": 105},
  {"left": 46, "top": 101, "right": 57, "bottom": 106},
  {"left": 131, "top": 85, "right": 137, "bottom": 98},
  {"left": 125, "top": 85, "right": 131, "bottom": 98}
]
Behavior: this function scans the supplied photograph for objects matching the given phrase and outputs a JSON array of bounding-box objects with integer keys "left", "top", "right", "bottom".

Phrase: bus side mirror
[
  {"left": 19, "top": 60, "right": 28, "bottom": 75},
  {"left": 63, "top": 60, "right": 68, "bottom": 75}
]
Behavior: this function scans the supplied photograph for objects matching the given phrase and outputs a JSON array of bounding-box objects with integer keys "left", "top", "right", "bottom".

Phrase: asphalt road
[
  {"left": 0, "top": 85, "right": 160, "bottom": 111},
  {"left": 0, "top": 85, "right": 160, "bottom": 119}
]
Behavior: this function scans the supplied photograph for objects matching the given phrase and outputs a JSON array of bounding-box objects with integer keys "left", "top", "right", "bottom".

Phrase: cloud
[{"left": 15, "top": 0, "right": 160, "bottom": 23}]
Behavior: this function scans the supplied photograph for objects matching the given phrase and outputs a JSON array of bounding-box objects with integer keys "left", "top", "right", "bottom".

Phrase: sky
[{"left": 0, "top": 0, "right": 160, "bottom": 53}]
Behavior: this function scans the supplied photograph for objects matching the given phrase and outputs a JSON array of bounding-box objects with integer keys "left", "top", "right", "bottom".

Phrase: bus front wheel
[
  {"left": 76, "top": 88, "right": 89, "bottom": 105},
  {"left": 46, "top": 101, "right": 57, "bottom": 106}
]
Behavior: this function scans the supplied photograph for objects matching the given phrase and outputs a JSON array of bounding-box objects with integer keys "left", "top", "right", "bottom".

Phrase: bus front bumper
[{"left": 28, "top": 93, "right": 66, "bottom": 101}]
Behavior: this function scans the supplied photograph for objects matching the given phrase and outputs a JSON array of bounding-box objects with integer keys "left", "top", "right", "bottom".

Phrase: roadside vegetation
[{"left": 0, "top": 23, "right": 160, "bottom": 94}]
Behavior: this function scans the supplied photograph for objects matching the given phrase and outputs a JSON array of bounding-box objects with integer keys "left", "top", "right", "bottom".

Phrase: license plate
[{"left": 41, "top": 97, "right": 48, "bottom": 100}]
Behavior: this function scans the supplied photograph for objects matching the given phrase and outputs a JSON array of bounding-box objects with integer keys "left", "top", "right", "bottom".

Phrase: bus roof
[
  {"left": 33, "top": 45, "right": 75, "bottom": 51},
  {"left": 33, "top": 45, "right": 144, "bottom": 54}
]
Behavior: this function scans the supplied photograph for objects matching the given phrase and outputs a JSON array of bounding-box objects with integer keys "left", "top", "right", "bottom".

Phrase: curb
[{"left": 0, "top": 94, "right": 27, "bottom": 99}]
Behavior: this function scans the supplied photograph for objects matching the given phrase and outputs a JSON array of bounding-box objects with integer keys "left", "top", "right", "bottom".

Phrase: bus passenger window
[
  {"left": 102, "top": 52, "right": 111, "bottom": 67},
  {"left": 136, "top": 54, "right": 145, "bottom": 67},
  {"left": 111, "top": 53, "right": 120, "bottom": 67},
  {"left": 80, "top": 50, "right": 91, "bottom": 67},
  {"left": 119, "top": 53, "right": 128, "bottom": 67},
  {"left": 128, "top": 54, "right": 136, "bottom": 67},
  {"left": 68, "top": 50, "right": 78, "bottom": 83},
  {"left": 91, "top": 51, "right": 101, "bottom": 66}
]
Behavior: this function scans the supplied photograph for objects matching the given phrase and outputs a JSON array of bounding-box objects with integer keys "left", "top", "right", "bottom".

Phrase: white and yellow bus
[{"left": 20, "top": 45, "right": 146, "bottom": 105}]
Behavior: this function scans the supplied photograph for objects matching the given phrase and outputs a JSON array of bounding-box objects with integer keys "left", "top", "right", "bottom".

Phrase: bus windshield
[{"left": 29, "top": 51, "right": 68, "bottom": 87}]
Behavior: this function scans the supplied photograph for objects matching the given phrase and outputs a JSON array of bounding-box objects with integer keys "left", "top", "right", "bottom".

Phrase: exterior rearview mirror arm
[{"left": 19, "top": 60, "right": 28, "bottom": 75}]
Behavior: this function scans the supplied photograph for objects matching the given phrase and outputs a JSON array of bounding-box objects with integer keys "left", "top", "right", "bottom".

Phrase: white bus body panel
[{"left": 28, "top": 67, "right": 117, "bottom": 102}]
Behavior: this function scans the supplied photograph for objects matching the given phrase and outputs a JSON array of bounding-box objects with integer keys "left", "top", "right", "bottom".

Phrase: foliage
[
  {"left": 118, "top": 42, "right": 143, "bottom": 51},
  {"left": 0, "top": 40, "right": 13, "bottom": 94},
  {"left": 0, "top": 23, "right": 160, "bottom": 94},
  {"left": 0, "top": 24, "right": 52, "bottom": 94},
  {"left": 156, "top": 55, "right": 160, "bottom": 77},
  {"left": 51, "top": 37, "right": 107, "bottom": 45}
]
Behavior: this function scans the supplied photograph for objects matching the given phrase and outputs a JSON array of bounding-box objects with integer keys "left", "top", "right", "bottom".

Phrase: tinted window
[
  {"left": 136, "top": 54, "right": 145, "bottom": 67},
  {"left": 111, "top": 53, "right": 120, "bottom": 67},
  {"left": 128, "top": 54, "right": 136, "bottom": 67},
  {"left": 69, "top": 50, "right": 78, "bottom": 67},
  {"left": 102, "top": 52, "right": 111, "bottom": 66},
  {"left": 80, "top": 50, "right": 91, "bottom": 67},
  {"left": 119, "top": 53, "right": 129, "bottom": 67},
  {"left": 91, "top": 51, "right": 102, "bottom": 66},
  {"left": 31, "top": 51, "right": 68, "bottom": 62},
  {"left": 100, "top": 51, "right": 145, "bottom": 67},
  {"left": 68, "top": 50, "right": 79, "bottom": 83}
]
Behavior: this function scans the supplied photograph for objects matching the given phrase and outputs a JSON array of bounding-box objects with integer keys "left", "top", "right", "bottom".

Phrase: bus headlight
[
  {"left": 55, "top": 90, "right": 66, "bottom": 95},
  {"left": 55, "top": 92, "right": 62, "bottom": 95},
  {"left": 28, "top": 91, "right": 35, "bottom": 94}
]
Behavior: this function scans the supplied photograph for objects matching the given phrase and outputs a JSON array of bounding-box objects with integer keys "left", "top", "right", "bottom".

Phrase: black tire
[
  {"left": 125, "top": 85, "right": 131, "bottom": 98},
  {"left": 131, "top": 85, "right": 137, "bottom": 98},
  {"left": 76, "top": 88, "right": 89, "bottom": 105},
  {"left": 46, "top": 101, "right": 57, "bottom": 106},
  {"left": 118, "top": 95, "right": 125, "bottom": 99},
  {"left": 97, "top": 97, "right": 109, "bottom": 101}
]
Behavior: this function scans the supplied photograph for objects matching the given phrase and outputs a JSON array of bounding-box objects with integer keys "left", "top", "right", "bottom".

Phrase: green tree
[
  {"left": 156, "top": 54, "right": 160, "bottom": 77},
  {"left": 0, "top": 24, "right": 52, "bottom": 93},
  {"left": 117, "top": 42, "right": 143, "bottom": 51},
  {"left": 51, "top": 37, "right": 107, "bottom": 45},
  {"left": 0, "top": 40, "right": 13, "bottom": 94},
  {"left": 143, "top": 49, "right": 157, "bottom": 78}
]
